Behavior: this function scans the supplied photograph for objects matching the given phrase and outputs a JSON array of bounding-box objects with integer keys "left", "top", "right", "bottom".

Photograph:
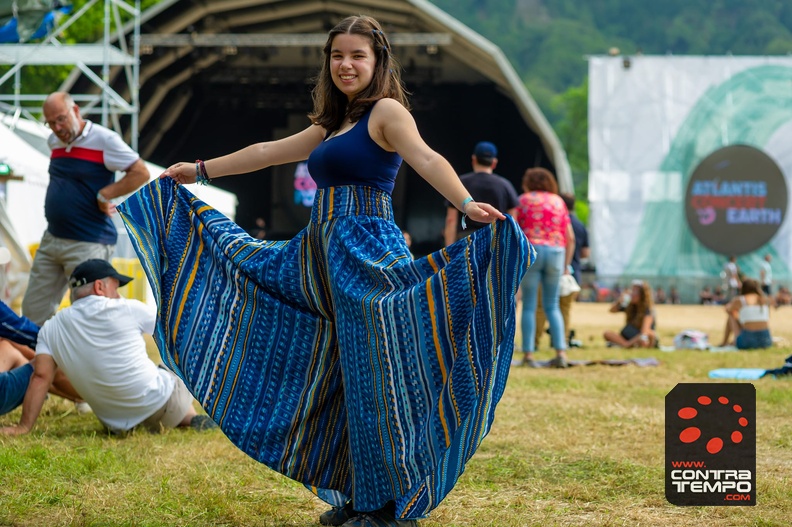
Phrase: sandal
[
  {"left": 548, "top": 355, "right": 569, "bottom": 369},
  {"left": 320, "top": 502, "right": 357, "bottom": 526},
  {"left": 342, "top": 509, "right": 417, "bottom": 527}
]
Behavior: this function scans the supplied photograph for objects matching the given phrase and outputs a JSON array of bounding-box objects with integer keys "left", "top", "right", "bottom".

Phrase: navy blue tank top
[{"left": 307, "top": 105, "right": 402, "bottom": 194}]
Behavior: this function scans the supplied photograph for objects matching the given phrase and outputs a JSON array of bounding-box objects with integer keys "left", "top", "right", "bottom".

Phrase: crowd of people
[
  {"left": 0, "top": 13, "right": 788, "bottom": 527},
  {"left": 1, "top": 92, "right": 216, "bottom": 436}
]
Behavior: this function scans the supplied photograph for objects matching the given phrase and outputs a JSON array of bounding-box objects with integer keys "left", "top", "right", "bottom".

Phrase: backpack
[{"left": 673, "top": 329, "right": 709, "bottom": 350}]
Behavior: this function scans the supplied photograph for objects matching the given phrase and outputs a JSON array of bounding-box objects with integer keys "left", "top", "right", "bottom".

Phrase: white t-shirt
[
  {"left": 760, "top": 260, "right": 772, "bottom": 286},
  {"left": 36, "top": 295, "right": 175, "bottom": 430},
  {"left": 724, "top": 262, "right": 740, "bottom": 288}
]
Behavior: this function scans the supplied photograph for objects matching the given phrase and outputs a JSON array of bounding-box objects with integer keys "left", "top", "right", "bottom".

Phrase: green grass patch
[{"left": 1, "top": 305, "right": 791, "bottom": 525}]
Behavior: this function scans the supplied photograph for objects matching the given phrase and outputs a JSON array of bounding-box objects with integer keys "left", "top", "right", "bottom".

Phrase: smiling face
[{"left": 329, "top": 33, "right": 376, "bottom": 101}]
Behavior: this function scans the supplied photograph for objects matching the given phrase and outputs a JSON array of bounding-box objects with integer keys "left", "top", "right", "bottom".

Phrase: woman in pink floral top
[{"left": 515, "top": 168, "right": 575, "bottom": 368}]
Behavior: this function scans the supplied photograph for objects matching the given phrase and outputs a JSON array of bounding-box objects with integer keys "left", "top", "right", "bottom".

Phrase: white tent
[
  {"left": 0, "top": 119, "right": 50, "bottom": 252},
  {"left": 0, "top": 117, "right": 238, "bottom": 305},
  {"left": 0, "top": 119, "right": 47, "bottom": 304}
]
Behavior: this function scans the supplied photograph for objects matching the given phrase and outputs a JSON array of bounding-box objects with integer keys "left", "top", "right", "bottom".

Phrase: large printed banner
[{"left": 588, "top": 56, "right": 792, "bottom": 284}]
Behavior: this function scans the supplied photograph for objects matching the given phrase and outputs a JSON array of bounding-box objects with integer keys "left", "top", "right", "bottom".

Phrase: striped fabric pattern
[{"left": 118, "top": 179, "right": 533, "bottom": 519}]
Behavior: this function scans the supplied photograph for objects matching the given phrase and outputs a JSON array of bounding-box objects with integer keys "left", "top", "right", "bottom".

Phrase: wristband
[
  {"left": 460, "top": 197, "right": 473, "bottom": 230},
  {"left": 96, "top": 191, "right": 110, "bottom": 204},
  {"left": 195, "top": 159, "right": 211, "bottom": 186}
]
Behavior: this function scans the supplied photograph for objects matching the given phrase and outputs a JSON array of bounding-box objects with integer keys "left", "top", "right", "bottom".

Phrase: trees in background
[
  {"left": 431, "top": 0, "right": 792, "bottom": 212},
  {"left": 0, "top": 0, "right": 161, "bottom": 97},
  {"left": 5, "top": 0, "right": 792, "bottom": 211}
]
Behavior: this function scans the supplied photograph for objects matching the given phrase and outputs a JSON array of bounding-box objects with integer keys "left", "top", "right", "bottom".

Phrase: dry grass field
[{"left": 1, "top": 302, "right": 790, "bottom": 526}]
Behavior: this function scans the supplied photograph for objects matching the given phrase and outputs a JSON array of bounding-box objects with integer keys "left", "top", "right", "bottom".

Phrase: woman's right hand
[
  {"left": 160, "top": 161, "right": 197, "bottom": 184},
  {"left": 463, "top": 201, "right": 506, "bottom": 224}
]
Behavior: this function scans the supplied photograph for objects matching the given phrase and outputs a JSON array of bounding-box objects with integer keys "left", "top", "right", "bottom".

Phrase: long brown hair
[
  {"left": 741, "top": 278, "right": 768, "bottom": 305},
  {"left": 626, "top": 281, "right": 654, "bottom": 328},
  {"left": 308, "top": 15, "right": 410, "bottom": 132}
]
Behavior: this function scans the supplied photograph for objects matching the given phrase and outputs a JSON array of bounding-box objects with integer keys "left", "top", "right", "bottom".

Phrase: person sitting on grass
[
  {"left": 699, "top": 286, "right": 714, "bottom": 305},
  {"left": 654, "top": 286, "right": 667, "bottom": 304},
  {"left": 718, "top": 278, "right": 773, "bottom": 350},
  {"left": 775, "top": 286, "right": 791, "bottom": 308},
  {"left": 1, "top": 338, "right": 85, "bottom": 418},
  {"left": 0, "top": 302, "right": 87, "bottom": 417},
  {"left": 603, "top": 280, "right": 657, "bottom": 348},
  {"left": 0, "top": 259, "right": 216, "bottom": 436}
]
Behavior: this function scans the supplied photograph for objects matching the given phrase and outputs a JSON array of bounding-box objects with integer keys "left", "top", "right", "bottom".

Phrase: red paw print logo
[{"left": 676, "top": 395, "right": 749, "bottom": 454}]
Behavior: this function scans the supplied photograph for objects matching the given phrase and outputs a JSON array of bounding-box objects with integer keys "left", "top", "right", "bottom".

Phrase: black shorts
[{"left": 620, "top": 324, "right": 641, "bottom": 341}]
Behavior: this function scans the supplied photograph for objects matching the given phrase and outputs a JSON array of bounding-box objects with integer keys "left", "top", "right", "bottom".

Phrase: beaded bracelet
[
  {"left": 460, "top": 196, "right": 473, "bottom": 230},
  {"left": 195, "top": 159, "right": 210, "bottom": 185}
]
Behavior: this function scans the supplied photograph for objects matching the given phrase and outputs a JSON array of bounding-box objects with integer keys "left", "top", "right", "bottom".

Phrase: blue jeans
[
  {"left": 521, "top": 244, "right": 566, "bottom": 352},
  {"left": 0, "top": 363, "right": 33, "bottom": 416},
  {"left": 736, "top": 329, "right": 772, "bottom": 350}
]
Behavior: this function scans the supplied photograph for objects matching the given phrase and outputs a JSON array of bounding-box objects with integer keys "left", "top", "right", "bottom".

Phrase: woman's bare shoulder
[
  {"left": 371, "top": 97, "right": 410, "bottom": 117},
  {"left": 369, "top": 98, "right": 415, "bottom": 148}
]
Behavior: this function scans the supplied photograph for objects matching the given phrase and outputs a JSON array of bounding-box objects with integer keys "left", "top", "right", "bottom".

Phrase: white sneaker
[{"left": 75, "top": 401, "right": 93, "bottom": 415}]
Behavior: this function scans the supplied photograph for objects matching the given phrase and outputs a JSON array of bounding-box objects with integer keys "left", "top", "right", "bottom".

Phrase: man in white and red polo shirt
[{"left": 21, "top": 92, "right": 149, "bottom": 325}]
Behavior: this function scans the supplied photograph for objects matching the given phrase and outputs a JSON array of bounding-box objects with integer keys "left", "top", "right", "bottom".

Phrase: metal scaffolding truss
[{"left": 0, "top": 0, "right": 141, "bottom": 149}]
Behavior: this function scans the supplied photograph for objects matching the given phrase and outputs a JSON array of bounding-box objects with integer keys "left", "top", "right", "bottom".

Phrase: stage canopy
[{"left": 65, "top": 0, "right": 571, "bottom": 253}]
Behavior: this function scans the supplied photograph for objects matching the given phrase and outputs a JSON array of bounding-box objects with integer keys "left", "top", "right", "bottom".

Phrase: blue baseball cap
[{"left": 473, "top": 141, "right": 497, "bottom": 159}]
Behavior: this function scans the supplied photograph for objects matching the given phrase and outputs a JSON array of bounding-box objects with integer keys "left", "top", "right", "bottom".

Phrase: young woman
[
  {"left": 719, "top": 278, "right": 773, "bottom": 350},
  {"left": 119, "top": 15, "right": 533, "bottom": 527},
  {"left": 603, "top": 280, "right": 657, "bottom": 348}
]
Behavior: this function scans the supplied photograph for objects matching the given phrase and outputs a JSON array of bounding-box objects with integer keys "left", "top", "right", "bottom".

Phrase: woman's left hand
[{"left": 464, "top": 202, "right": 506, "bottom": 224}]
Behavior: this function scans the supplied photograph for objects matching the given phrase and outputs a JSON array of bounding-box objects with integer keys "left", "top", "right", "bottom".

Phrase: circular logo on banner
[{"left": 685, "top": 145, "right": 787, "bottom": 256}]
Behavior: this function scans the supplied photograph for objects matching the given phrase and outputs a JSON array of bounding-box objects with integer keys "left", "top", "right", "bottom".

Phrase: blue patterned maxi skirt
[{"left": 118, "top": 179, "right": 533, "bottom": 519}]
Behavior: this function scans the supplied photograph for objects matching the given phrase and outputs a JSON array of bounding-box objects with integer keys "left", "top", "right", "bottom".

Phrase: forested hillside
[
  {"left": 430, "top": 0, "right": 792, "bottom": 192},
  {"left": 431, "top": 0, "right": 792, "bottom": 123}
]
